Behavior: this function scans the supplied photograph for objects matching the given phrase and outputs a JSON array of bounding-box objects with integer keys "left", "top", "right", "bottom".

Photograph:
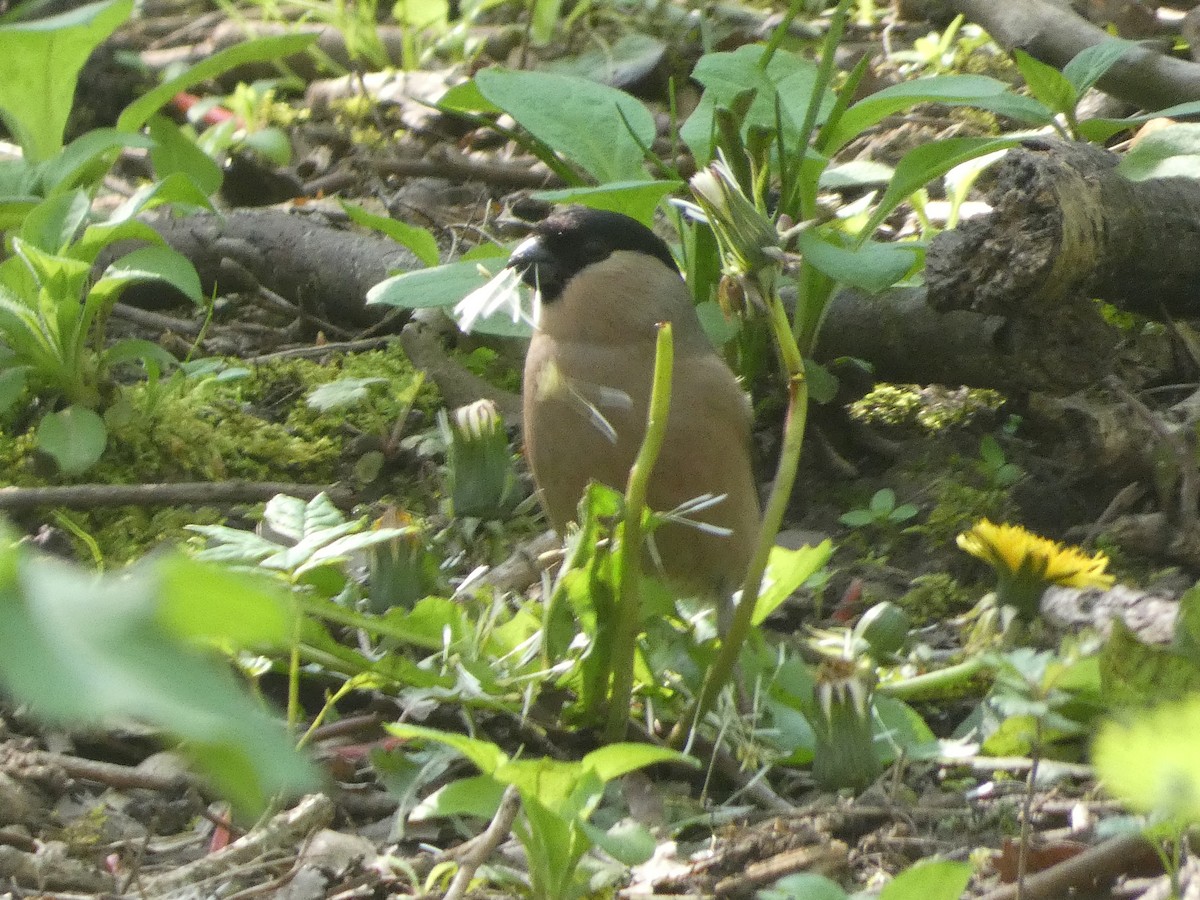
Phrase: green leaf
[
  {"left": 474, "top": 69, "right": 655, "bottom": 183},
  {"left": 369, "top": 258, "right": 495, "bottom": 310},
  {"left": 754, "top": 541, "right": 833, "bottom": 625},
  {"left": 1062, "top": 38, "right": 1137, "bottom": 95},
  {"left": 1013, "top": 49, "right": 1076, "bottom": 116},
  {"left": 759, "top": 873, "right": 848, "bottom": 900},
  {"left": 118, "top": 33, "right": 318, "bottom": 133},
  {"left": 411, "top": 774, "right": 506, "bottom": 820},
  {"left": 387, "top": 723, "right": 508, "bottom": 775},
  {"left": 862, "top": 136, "right": 1019, "bottom": 237},
  {"left": 19, "top": 190, "right": 90, "bottom": 253},
  {"left": 435, "top": 79, "right": 502, "bottom": 115},
  {"left": 0, "top": 366, "right": 27, "bottom": 413},
  {"left": 797, "top": 231, "right": 920, "bottom": 293},
  {"left": 532, "top": 180, "right": 681, "bottom": 227},
  {"left": 340, "top": 200, "right": 439, "bottom": 268},
  {"left": 1094, "top": 694, "right": 1200, "bottom": 821},
  {"left": 879, "top": 860, "right": 972, "bottom": 900},
  {"left": 306, "top": 377, "right": 387, "bottom": 412},
  {"left": 582, "top": 743, "right": 695, "bottom": 782},
  {"left": 681, "top": 45, "right": 825, "bottom": 165},
  {"left": 529, "top": 0, "right": 561, "bottom": 44},
  {"left": 822, "top": 75, "right": 1028, "bottom": 154},
  {"left": 38, "top": 128, "right": 154, "bottom": 195},
  {"left": 156, "top": 555, "right": 293, "bottom": 648},
  {"left": 0, "top": 548, "right": 319, "bottom": 815},
  {"left": 37, "top": 405, "right": 106, "bottom": 473},
  {"left": 1078, "top": 100, "right": 1200, "bottom": 142},
  {"left": 93, "top": 245, "right": 203, "bottom": 305},
  {"left": 1118, "top": 123, "right": 1200, "bottom": 181},
  {"left": 146, "top": 116, "right": 224, "bottom": 197},
  {"left": 870, "top": 488, "right": 896, "bottom": 513},
  {"left": 839, "top": 509, "right": 875, "bottom": 527},
  {"left": 582, "top": 819, "right": 656, "bottom": 866},
  {"left": 0, "top": 0, "right": 133, "bottom": 162}
]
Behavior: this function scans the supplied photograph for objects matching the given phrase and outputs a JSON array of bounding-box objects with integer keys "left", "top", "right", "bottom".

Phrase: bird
[{"left": 508, "top": 206, "right": 761, "bottom": 605}]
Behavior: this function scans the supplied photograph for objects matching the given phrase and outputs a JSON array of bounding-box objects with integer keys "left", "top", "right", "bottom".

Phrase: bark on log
[
  {"left": 949, "top": 0, "right": 1200, "bottom": 109},
  {"left": 926, "top": 138, "right": 1200, "bottom": 320},
  {"left": 129, "top": 208, "right": 419, "bottom": 328}
]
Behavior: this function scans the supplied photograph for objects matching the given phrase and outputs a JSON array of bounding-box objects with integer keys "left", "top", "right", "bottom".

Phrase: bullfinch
[{"left": 509, "top": 206, "right": 760, "bottom": 604}]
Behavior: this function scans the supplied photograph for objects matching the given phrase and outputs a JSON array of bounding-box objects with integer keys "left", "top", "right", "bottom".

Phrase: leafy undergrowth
[{"left": 1, "top": 0, "right": 1200, "bottom": 897}]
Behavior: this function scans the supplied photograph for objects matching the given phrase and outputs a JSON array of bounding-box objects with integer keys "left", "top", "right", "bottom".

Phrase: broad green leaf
[
  {"left": 436, "top": 79, "right": 502, "bottom": 115},
  {"left": 0, "top": 0, "right": 132, "bottom": 162},
  {"left": 582, "top": 743, "right": 695, "bottom": 782},
  {"left": 681, "top": 45, "right": 825, "bottom": 165},
  {"left": 798, "top": 231, "right": 921, "bottom": 293},
  {"left": 118, "top": 33, "right": 318, "bottom": 133},
  {"left": 109, "top": 171, "right": 215, "bottom": 223},
  {"left": 264, "top": 492, "right": 347, "bottom": 542},
  {"left": 1063, "top": 38, "right": 1137, "bottom": 95},
  {"left": 0, "top": 366, "right": 26, "bottom": 412},
  {"left": 755, "top": 541, "right": 833, "bottom": 625},
  {"left": 146, "top": 116, "right": 224, "bottom": 197},
  {"left": 92, "top": 245, "right": 203, "bottom": 306},
  {"left": 38, "top": 127, "right": 153, "bottom": 195},
  {"left": 73, "top": 220, "right": 164, "bottom": 266},
  {"left": 156, "top": 555, "right": 293, "bottom": 648},
  {"left": 862, "top": 136, "right": 1019, "bottom": 237},
  {"left": 19, "top": 190, "right": 90, "bottom": 253},
  {"left": 879, "top": 860, "right": 972, "bottom": 900},
  {"left": 387, "top": 723, "right": 508, "bottom": 774},
  {"left": 369, "top": 258, "right": 495, "bottom": 310},
  {"left": 1118, "top": 123, "right": 1200, "bottom": 181},
  {"left": 411, "top": 774, "right": 506, "bottom": 820},
  {"left": 341, "top": 200, "right": 439, "bottom": 268},
  {"left": 1078, "top": 100, "right": 1200, "bottom": 142},
  {"left": 239, "top": 128, "right": 291, "bottom": 166},
  {"left": 582, "top": 819, "right": 656, "bottom": 866},
  {"left": 873, "top": 696, "right": 938, "bottom": 762},
  {"left": 822, "top": 75, "right": 1026, "bottom": 154},
  {"left": 0, "top": 548, "right": 319, "bottom": 814},
  {"left": 1100, "top": 619, "right": 1200, "bottom": 706},
  {"left": 533, "top": 179, "right": 681, "bottom": 227},
  {"left": 1013, "top": 49, "right": 1076, "bottom": 116},
  {"left": 37, "top": 405, "right": 106, "bottom": 473},
  {"left": 474, "top": 69, "right": 655, "bottom": 184},
  {"left": 103, "top": 338, "right": 179, "bottom": 379}
]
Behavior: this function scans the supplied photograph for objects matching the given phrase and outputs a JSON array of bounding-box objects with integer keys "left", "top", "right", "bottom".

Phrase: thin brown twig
[{"left": 441, "top": 785, "right": 521, "bottom": 900}]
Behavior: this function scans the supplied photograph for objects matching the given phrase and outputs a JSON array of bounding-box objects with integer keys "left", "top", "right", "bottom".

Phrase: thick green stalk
[
  {"left": 605, "top": 323, "right": 674, "bottom": 742},
  {"left": 671, "top": 289, "right": 807, "bottom": 748}
]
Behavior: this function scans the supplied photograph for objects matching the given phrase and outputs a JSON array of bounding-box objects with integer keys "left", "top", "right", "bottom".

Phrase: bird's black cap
[{"left": 508, "top": 206, "right": 679, "bottom": 302}]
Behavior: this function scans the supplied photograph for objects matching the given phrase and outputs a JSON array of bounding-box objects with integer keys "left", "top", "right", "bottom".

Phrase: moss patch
[{"left": 0, "top": 345, "right": 438, "bottom": 563}]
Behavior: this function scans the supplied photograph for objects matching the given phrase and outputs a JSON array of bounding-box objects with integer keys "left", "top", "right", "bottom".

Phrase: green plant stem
[
  {"left": 793, "top": 0, "right": 855, "bottom": 221},
  {"left": 287, "top": 600, "right": 302, "bottom": 731},
  {"left": 875, "top": 656, "right": 991, "bottom": 702},
  {"left": 605, "top": 323, "right": 674, "bottom": 743},
  {"left": 671, "top": 293, "right": 807, "bottom": 748}
]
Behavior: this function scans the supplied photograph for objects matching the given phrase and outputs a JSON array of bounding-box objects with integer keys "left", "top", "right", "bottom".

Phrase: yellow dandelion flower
[{"left": 956, "top": 519, "right": 1114, "bottom": 617}]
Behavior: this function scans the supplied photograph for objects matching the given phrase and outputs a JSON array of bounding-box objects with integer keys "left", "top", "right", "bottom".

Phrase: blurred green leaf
[{"left": 0, "top": 0, "right": 133, "bottom": 162}]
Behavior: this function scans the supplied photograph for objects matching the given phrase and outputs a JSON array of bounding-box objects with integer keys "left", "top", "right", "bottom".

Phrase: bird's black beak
[{"left": 508, "top": 236, "right": 564, "bottom": 299}]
